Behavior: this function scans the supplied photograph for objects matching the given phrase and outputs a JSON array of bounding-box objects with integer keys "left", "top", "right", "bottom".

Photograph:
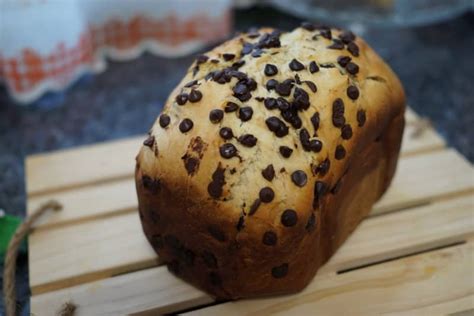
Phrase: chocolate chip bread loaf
[{"left": 136, "top": 23, "right": 405, "bottom": 299}]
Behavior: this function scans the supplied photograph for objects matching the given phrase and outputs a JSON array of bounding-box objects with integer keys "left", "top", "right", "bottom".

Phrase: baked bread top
[{"left": 137, "top": 24, "right": 405, "bottom": 254}]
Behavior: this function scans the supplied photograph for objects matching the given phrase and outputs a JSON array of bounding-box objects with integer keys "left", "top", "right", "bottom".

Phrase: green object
[{"left": 0, "top": 213, "right": 26, "bottom": 257}]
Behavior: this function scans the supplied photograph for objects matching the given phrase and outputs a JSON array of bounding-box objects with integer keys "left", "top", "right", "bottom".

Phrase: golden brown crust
[{"left": 136, "top": 24, "right": 405, "bottom": 299}]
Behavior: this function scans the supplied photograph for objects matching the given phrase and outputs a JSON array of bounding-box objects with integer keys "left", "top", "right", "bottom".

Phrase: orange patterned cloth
[{"left": 0, "top": 0, "right": 232, "bottom": 104}]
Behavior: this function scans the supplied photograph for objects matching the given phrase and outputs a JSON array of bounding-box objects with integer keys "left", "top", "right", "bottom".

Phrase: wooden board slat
[
  {"left": 28, "top": 179, "right": 136, "bottom": 229},
  {"left": 187, "top": 242, "right": 474, "bottom": 316},
  {"left": 30, "top": 195, "right": 474, "bottom": 314},
  {"left": 26, "top": 136, "right": 140, "bottom": 197},
  {"left": 382, "top": 296, "right": 474, "bottom": 316},
  {"left": 373, "top": 149, "right": 473, "bottom": 215},
  {"left": 26, "top": 108, "right": 444, "bottom": 199},
  {"left": 29, "top": 212, "right": 157, "bottom": 295},
  {"left": 400, "top": 122, "right": 445, "bottom": 157},
  {"left": 31, "top": 264, "right": 213, "bottom": 316}
]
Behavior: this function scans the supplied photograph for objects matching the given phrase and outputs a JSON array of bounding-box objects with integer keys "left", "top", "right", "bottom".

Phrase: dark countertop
[{"left": 0, "top": 6, "right": 473, "bottom": 314}]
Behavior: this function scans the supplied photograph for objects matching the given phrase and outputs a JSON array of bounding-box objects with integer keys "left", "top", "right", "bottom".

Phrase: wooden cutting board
[{"left": 26, "top": 108, "right": 474, "bottom": 315}]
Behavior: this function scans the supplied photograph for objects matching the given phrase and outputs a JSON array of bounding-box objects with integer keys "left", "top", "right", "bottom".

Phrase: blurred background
[{"left": 0, "top": 0, "right": 473, "bottom": 313}]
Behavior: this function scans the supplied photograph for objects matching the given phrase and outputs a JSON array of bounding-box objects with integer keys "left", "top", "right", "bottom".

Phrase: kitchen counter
[{"left": 0, "top": 7, "right": 472, "bottom": 314}]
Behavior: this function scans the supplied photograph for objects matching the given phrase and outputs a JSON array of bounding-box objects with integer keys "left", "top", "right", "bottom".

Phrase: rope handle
[{"left": 2, "top": 201, "right": 75, "bottom": 316}]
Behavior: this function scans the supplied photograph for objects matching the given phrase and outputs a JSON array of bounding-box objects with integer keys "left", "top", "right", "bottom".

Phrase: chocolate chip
[
  {"left": 223, "top": 53, "right": 235, "bottom": 61},
  {"left": 262, "top": 231, "right": 277, "bottom": 246},
  {"left": 279, "top": 146, "right": 293, "bottom": 158},
  {"left": 233, "top": 82, "right": 248, "bottom": 96},
  {"left": 231, "top": 60, "right": 245, "bottom": 69},
  {"left": 310, "top": 139, "right": 323, "bottom": 152},
  {"left": 337, "top": 56, "right": 351, "bottom": 67},
  {"left": 309, "top": 61, "right": 319, "bottom": 73},
  {"left": 328, "top": 39, "right": 344, "bottom": 50},
  {"left": 247, "top": 28, "right": 260, "bottom": 38},
  {"left": 339, "top": 31, "right": 355, "bottom": 44},
  {"left": 301, "top": 21, "right": 316, "bottom": 31},
  {"left": 305, "top": 213, "right": 316, "bottom": 232},
  {"left": 202, "top": 251, "right": 217, "bottom": 268},
  {"left": 208, "top": 225, "right": 226, "bottom": 242},
  {"left": 259, "top": 187, "right": 275, "bottom": 203},
  {"left": 313, "top": 181, "right": 328, "bottom": 209},
  {"left": 256, "top": 31, "right": 281, "bottom": 49},
  {"left": 143, "top": 135, "right": 155, "bottom": 148},
  {"left": 357, "top": 109, "right": 366, "bottom": 127},
  {"left": 209, "top": 272, "right": 222, "bottom": 286},
  {"left": 229, "top": 70, "right": 247, "bottom": 80},
  {"left": 238, "top": 134, "right": 257, "bottom": 147},
  {"left": 276, "top": 97, "right": 290, "bottom": 111},
  {"left": 238, "top": 106, "right": 253, "bottom": 122},
  {"left": 264, "top": 97, "right": 277, "bottom": 110},
  {"left": 159, "top": 114, "right": 170, "bottom": 128},
  {"left": 293, "top": 87, "right": 310, "bottom": 110},
  {"left": 241, "top": 42, "right": 254, "bottom": 55},
  {"left": 212, "top": 70, "right": 225, "bottom": 83},
  {"left": 248, "top": 198, "right": 261, "bottom": 215},
  {"left": 179, "top": 118, "right": 193, "bottom": 133},
  {"left": 346, "top": 62, "right": 359, "bottom": 75},
  {"left": 289, "top": 115, "right": 302, "bottom": 129},
  {"left": 294, "top": 74, "right": 302, "bottom": 85},
  {"left": 225, "top": 102, "right": 239, "bottom": 112},
  {"left": 332, "top": 98, "right": 345, "bottom": 127},
  {"left": 219, "top": 143, "right": 238, "bottom": 159},
  {"left": 234, "top": 88, "right": 251, "bottom": 102},
  {"left": 262, "top": 164, "right": 275, "bottom": 181},
  {"left": 142, "top": 175, "right": 160, "bottom": 194},
  {"left": 266, "top": 79, "right": 278, "bottom": 91},
  {"left": 333, "top": 115, "right": 346, "bottom": 128},
  {"left": 347, "top": 42, "right": 359, "bottom": 56},
  {"left": 150, "top": 234, "right": 163, "bottom": 249},
  {"left": 236, "top": 215, "right": 245, "bottom": 231},
  {"left": 281, "top": 209, "right": 298, "bottom": 227},
  {"left": 196, "top": 54, "right": 209, "bottom": 64},
  {"left": 266, "top": 117, "right": 289, "bottom": 137},
  {"left": 304, "top": 80, "right": 317, "bottom": 93},
  {"left": 219, "top": 127, "right": 234, "bottom": 140},
  {"left": 252, "top": 48, "right": 263, "bottom": 58},
  {"left": 275, "top": 79, "right": 294, "bottom": 96},
  {"left": 335, "top": 145, "right": 346, "bottom": 160},
  {"left": 209, "top": 109, "right": 224, "bottom": 123},
  {"left": 264, "top": 64, "right": 278, "bottom": 76},
  {"left": 289, "top": 58, "right": 305, "bottom": 71},
  {"left": 299, "top": 128, "right": 311, "bottom": 150},
  {"left": 310, "top": 112, "right": 320, "bottom": 135},
  {"left": 176, "top": 93, "right": 188, "bottom": 105},
  {"left": 291, "top": 170, "right": 307, "bottom": 187},
  {"left": 347, "top": 85, "right": 360, "bottom": 100},
  {"left": 271, "top": 263, "right": 289, "bottom": 278},
  {"left": 208, "top": 164, "right": 226, "bottom": 198},
  {"left": 183, "top": 156, "right": 199, "bottom": 175},
  {"left": 317, "top": 158, "right": 330, "bottom": 176},
  {"left": 341, "top": 124, "right": 353, "bottom": 140},
  {"left": 255, "top": 97, "right": 265, "bottom": 102},
  {"left": 184, "top": 80, "right": 198, "bottom": 88},
  {"left": 192, "top": 66, "right": 199, "bottom": 77},
  {"left": 320, "top": 62, "right": 335, "bottom": 68},
  {"left": 320, "top": 29, "right": 332, "bottom": 39}
]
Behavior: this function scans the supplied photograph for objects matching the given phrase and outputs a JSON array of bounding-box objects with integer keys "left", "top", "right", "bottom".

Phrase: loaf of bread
[{"left": 136, "top": 23, "right": 405, "bottom": 299}]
